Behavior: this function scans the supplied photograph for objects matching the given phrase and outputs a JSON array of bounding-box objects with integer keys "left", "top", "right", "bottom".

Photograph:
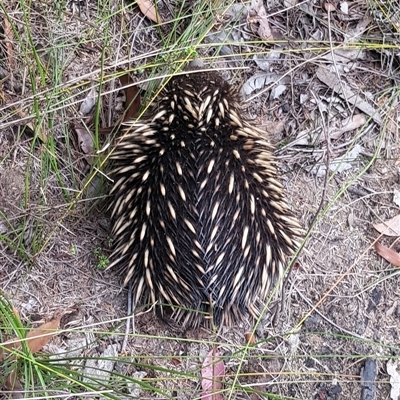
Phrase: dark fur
[{"left": 108, "top": 71, "right": 302, "bottom": 327}]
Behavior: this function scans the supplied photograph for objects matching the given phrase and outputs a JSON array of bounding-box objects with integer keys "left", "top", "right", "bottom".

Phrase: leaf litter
[{"left": 1, "top": 315, "right": 61, "bottom": 396}]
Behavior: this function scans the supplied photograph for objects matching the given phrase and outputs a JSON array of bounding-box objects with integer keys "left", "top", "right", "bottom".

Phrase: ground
[{"left": 0, "top": 0, "right": 400, "bottom": 399}]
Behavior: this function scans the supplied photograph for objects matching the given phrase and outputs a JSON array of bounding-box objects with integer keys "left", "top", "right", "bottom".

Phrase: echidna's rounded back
[{"left": 109, "top": 71, "right": 302, "bottom": 327}]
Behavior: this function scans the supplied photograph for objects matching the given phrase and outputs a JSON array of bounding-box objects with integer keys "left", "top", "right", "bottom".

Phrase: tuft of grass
[{"left": 93, "top": 246, "right": 110, "bottom": 270}]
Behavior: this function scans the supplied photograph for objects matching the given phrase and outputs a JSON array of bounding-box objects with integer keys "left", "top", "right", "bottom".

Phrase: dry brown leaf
[
  {"left": 316, "top": 66, "right": 382, "bottom": 125},
  {"left": 5, "top": 369, "right": 23, "bottom": 398},
  {"left": 330, "top": 114, "right": 366, "bottom": 140},
  {"left": 244, "top": 332, "right": 256, "bottom": 345},
  {"left": 257, "top": 17, "right": 273, "bottom": 40},
  {"left": 79, "top": 86, "right": 97, "bottom": 116},
  {"left": 170, "top": 357, "right": 182, "bottom": 366},
  {"left": 137, "top": 0, "right": 162, "bottom": 23},
  {"left": 118, "top": 71, "right": 141, "bottom": 121},
  {"left": 17, "top": 109, "right": 48, "bottom": 143},
  {"left": 1, "top": 316, "right": 61, "bottom": 359},
  {"left": 250, "top": 0, "right": 273, "bottom": 40},
  {"left": 374, "top": 242, "right": 400, "bottom": 267},
  {"left": 3, "top": 16, "right": 15, "bottom": 69},
  {"left": 74, "top": 124, "right": 95, "bottom": 164},
  {"left": 25, "top": 316, "right": 61, "bottom": 354},
  {"left": 201, "top": 347, "right": 225, "bottom": 400},
  {"left": 1, "top": 316, "right": 61, "bottom": 397},
  {"left": 323, "top": 1, "right": 336, "bottom": 12},
  {"left": 373, "top": 215, "right": 400, "bottom": 237}
]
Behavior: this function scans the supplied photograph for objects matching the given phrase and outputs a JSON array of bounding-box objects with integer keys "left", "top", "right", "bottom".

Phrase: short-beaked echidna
[{"left": 108, "top": 70, "right": 302, "bottom": 327}]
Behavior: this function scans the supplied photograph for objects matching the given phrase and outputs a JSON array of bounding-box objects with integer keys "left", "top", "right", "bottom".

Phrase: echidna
[{"left": 108, "top": 70, "right": 302, "bottom": 327}]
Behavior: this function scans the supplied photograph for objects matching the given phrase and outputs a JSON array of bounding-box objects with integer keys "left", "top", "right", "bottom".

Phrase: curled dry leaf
[
  {"left": 270, "top": 84, "right": 287, "bottom": 100},
  {"left": 16, "top": 109, "right": 48, "bottom": 143},
  {"left": 330, "top": 114, "right": 366, "bottom": 140},
  {"left": 241, "top": 73, "right": 284, "bottom": 96},
  {"left": 328, "top": 143, "right": 363, "bottom": 174},
  {"left": 374, "top": 242, "right": 400, "bottom": 268},
  {"left": 324, "top": 1, "right": 336, "bottom": 12},
  {"left": 170, "top": 357, "right": 182, "bottom": 366},
  {"left": 201, "top": 347, "right": 225, "bottom": 400},
  {"left": 5, "top": 369, "right": 23, "bottom": 398},
  {"left": 244, "top": 332, "right": 257, "bottom": 345},
  {"left": 250, "top": 0, "right": 273, "bottom": 40},
  {"left": 137, "top": 0, "right": 162, "bottom": 23},
  {"left": 393, "top": 189, "right": 400, "bottom": 208},
  {"left": 316, "top": 66, "right": 382, "bottom": 125},
  {"left": 258, "top": 18, "right": 273, "bottom": 40},
  {"left": 3, "top": 16, "right": 15, "bottom": 69},
  {"left": 284, "top": 0, "right": 298, "bottom": 7},
  {"left": 340, "top": 1, "right": 349, "bottom": 14},
  {"left": 25, "top": 316, "right": 61, "bottom": 354},
  {"left": 1, "top": 316, "right": 61, "bottom": 359},
  {"left": 2, "top": 316, "right": 61, "bottom": 397},
  {"left": 387, "top": 360, "right": 400, "bottom": 400},
  {"left": 74, "top": 124, "right": 95, "bottom": 164},
  {"left": 373, "top": 215, "right": 400, "bottom": 237},
  {"left": 80, "top": 86, "right": 97, "bottom": 116},
  {"left": 118, "top": 71, "right": 141, "bottom": 121}
]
